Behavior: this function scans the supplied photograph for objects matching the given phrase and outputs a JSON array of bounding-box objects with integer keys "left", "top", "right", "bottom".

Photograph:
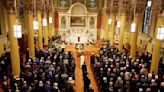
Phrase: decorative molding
[
  {"left": 0, "top": 38, "right": 7, "bottom": 42},
  {"left": 119, "top": 7, "right": 130, "bottom": 16},
  {"left": 3, "top": 0, "right": 16, "bottom": 14},
  {"left": 23, "top": 4, "right": 33, "bottom": 13},
  {"left": 36, "top": 0, "right": 43, "bottom": 11},
  {"left": 68, "top": 3, "right": 88, "bottom": 14}
]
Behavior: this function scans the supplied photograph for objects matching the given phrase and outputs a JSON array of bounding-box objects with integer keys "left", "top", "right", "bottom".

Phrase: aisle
[
  {"left": 73, "top": 51, "right": 84, "bottom": 92},
  {"left": 84, "top": 53, "right": 99, "bottom": 92},
  {"left": 65, "top": 45, "right": 84, "bottom": 92},
  {"left": 84, "top": 45, "right": 99, "bottom": 92},
  {"left": 65, "top": 44, "right": 99, "bottom": 92}
]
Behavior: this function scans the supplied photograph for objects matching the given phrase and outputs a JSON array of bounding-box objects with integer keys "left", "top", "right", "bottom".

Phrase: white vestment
[{"left": 80, "top": 55, "right": 85, "bottom": 68}]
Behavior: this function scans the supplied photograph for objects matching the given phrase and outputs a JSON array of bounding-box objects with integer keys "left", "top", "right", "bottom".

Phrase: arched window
[{"left": 142, "top": 0, "right": 152, "bottom": 33}]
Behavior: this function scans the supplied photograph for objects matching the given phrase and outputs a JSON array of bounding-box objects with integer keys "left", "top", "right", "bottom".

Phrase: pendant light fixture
[
  {"left": 116, "top": 11, "right": 121, "bottom": 28},
  {"left": 130, "top": 3, "right": 136, "bottom": 33},
  {"left": 42, "top": 0, "right": 47, "bottom": 26},
  {"left": 147, "top": 0, "right": 152, "bottom": 7},
  {"left": 108, "top": 7, "right": 112, "bottom": 25},
  {"left": 48, "top": 1, "right": 53, "bottom": 24},
  {"left": 13, "top": 0, "right": 22, "bottom": 38},
  {"left": 131, "top": 23, "right": 136, "bottom": 32},
  {"left": 42, "top": 18, "right": 47, "bottom": 26},
  {"left": 116, "top": 20, "right": 121, "bottom": 28},
  {"left": 49, "top": 17, "right": 52, "bottom": 23},
  {"left": 33, "top": 0, "right": 39, "bottom": 30}
]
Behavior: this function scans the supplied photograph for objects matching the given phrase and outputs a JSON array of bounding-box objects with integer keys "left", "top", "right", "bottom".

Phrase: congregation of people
[
  {"left": 1, "top": 42, "right": 76, "bottom": 92},
  {"left": 0, "top": 35, "right": 164, "bottom": 92},
  {"left": 90, "top": 46, "right": 164, "bottom": 92}
]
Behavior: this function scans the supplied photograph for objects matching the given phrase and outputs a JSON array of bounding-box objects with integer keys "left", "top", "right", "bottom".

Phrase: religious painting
[
  {"left": 90, "top": 17, "right": 95, "bottom": 28},
  {"left": 71, "top": 17, "right": 85, "bottom": 27},
  {"left": 61, "top": 16, "right": 66, "bottom": 28}
]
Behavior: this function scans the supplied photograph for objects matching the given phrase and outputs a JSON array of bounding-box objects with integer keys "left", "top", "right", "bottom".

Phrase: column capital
[
  {"left": 3, "top": 0, "right": 16, "bottom": 14},
  {"left": 134, "top": 7, "right": 146, "bottom": 16},
  {"left": 109, "top": 0, "right": 119, "bottom": 15},
  {"left": 23, "top": 4, "right": 33, "bottom": 13},
  {"left": 131, "top": 0, "right": 147, "bottom": 16},
  {"left": 157, "top": 11, "right": 164, "bottom": 18},
  {"left": 36, "top": 0, "right": 43, "bottom": 12},
  {"left": 119, "top": 0, "right": 130, "bottom": 16},
  {"left": 119, "top": 7, "right": 130, "bottom": 16},
  {"left": 152, "top": 0, "right": 164, "bottom": 12},
  {"left": 110, "top": 7, "right": 119, "bottom": 15},
  {"left": 22, "top": 0, "right": 33, "bottom": 13}
]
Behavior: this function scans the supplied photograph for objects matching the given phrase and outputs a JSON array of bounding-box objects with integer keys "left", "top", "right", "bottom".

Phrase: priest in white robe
[{"left": 80, "top": 55, "right": 85, "bottom": 68}]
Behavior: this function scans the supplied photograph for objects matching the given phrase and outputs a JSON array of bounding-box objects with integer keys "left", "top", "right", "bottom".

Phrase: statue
[
  {"left": 61, "top": 17, "right": 66, "bottom": 28},
  {"left": 90, "top": 17, "right": 95, "bottom": 28}
]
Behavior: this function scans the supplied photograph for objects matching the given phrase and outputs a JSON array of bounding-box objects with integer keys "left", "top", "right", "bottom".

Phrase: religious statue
[
  {"left": 60, "top": 0, "right": 67, "bottom": 7},
  {"left": 90, "top": 17, "right": 95, "bottom": 28},
  {"left": 61, "top": 17, "right": 66, "bottom": 28}
]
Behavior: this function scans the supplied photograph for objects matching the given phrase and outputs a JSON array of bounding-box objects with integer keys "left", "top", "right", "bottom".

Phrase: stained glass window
[{"left": 142, "top": 0, "right": 152, "bottom": 34}]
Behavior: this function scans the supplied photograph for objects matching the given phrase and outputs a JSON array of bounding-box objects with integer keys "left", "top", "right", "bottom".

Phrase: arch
[{"left": 68, "top": 3, "right": 88, "bottom": 14}]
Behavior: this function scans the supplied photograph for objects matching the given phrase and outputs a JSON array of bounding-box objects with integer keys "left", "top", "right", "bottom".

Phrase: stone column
[
  {"left": 43, "top": 13, "right": 48, "bottom": 46},
  {"left": 36, "top": 1, "right": 43, "bottom": 49},
  {"left": 24, "top": 3, "right": 35, "bottom": 60},
  {"left": 130, "top": 2, "right": 146, "bottom": 59},
  {"left": 150, "top": 12, "right": 164, "bottom": 74},
  {"left": 118, "top": 0, "right": 130, "bottom": 50},
  {"left": 37, "top": 11, "right": 43, "bottom": 49},
  {"left": 6, "top": 2, "right": 20, "bottom": 76}
]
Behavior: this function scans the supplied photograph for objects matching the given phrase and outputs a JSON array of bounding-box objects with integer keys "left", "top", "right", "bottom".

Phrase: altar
[{"left": 58, "top": 3, "right": 98, "bottom": 44}]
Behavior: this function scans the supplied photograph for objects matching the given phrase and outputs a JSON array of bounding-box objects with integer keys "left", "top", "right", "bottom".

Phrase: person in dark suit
[
  {"left": 82, "top": 62, "right": 87, "bottom": 72},
  {"left": 90, "top": 53, "right": 95, "bottom": 64},
  {"left": 84, "top": 75, "right": 90, "bottom": 92}
]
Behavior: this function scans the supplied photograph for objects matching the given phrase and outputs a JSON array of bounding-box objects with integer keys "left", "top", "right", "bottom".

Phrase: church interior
[{"left": 0, "top": 0, "right": 164, "bottom": 92}]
